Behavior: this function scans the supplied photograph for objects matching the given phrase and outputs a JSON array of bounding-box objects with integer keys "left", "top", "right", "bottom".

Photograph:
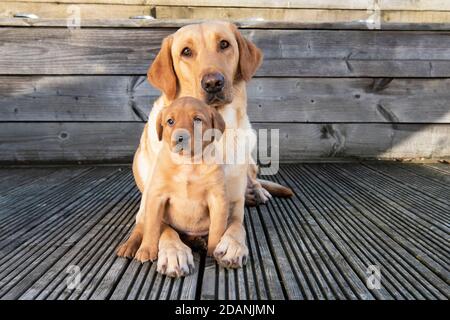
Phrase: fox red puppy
[{"left": 134, "top": 97, "right": 228, "bottom": 276}]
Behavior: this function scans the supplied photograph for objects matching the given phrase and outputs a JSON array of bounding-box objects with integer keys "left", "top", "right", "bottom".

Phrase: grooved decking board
[
  {"left": 1, "top": 28, "right": 450, "bottom": 77},
  {"left": 200, "top": 207, "right": 285, "bottom": 300},
  {"left": 425, "top": 163, "right": 450, "bottom": 174},
  {"left": 0, "top": 167, "right": 56, "bottom": 194},
  {"left": 362, "top": 163, "right": 450, "bottom": 201},
  {"left": 0, "top": 164, "right": 448, "bottom": 300},
  {"left": 3, "top": 76, "right": 450, "bottom": 123},
  {"left": 281, "top": 165, "right": 449, "bottom": 299}
]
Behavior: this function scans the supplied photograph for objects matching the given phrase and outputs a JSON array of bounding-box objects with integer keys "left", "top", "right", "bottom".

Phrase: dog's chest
[
  {"left": 219, "top": 107, "right": 238, "bottom": 129},
  {"left": 166, "top": 169, "right": 210, "bottom": 235},
  {"left": 170, "top": 168, "right": 209, "bottom": 206}
]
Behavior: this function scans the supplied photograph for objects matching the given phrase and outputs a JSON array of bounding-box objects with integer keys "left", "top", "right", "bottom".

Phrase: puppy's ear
[
  {"left": 156, "top": 110, "right": 164, "bottom": 141},
  {"left": 232, "top": 25, "right": 263, "bottom": 82},
  {"left": 147, "top": 36, "right": 177, "bottom": 101},
  {"left": 210, "top": 107, "right": 226, "bottom": 140}
]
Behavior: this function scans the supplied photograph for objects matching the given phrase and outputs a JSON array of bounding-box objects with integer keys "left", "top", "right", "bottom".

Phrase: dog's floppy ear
[
  {"left": 232, "top": 25, "right": 263, "bottom": 82},
  {"left": 148, "top": 36, "right": 177, "bottom": 101},
  {"left": 156, "top": 110, "right": 164, "bottom": 141},
  {"left": 210, "top": 107, "right": 226, "bottom": 140}
]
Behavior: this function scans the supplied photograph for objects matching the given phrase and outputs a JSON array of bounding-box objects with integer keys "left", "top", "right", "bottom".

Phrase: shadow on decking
[{"left": 0, "top": 163, "right": 449, "bottom": 300}]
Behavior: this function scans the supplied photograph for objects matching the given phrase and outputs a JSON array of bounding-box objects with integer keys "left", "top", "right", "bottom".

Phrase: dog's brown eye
[
  {"left": 219, "top": 40, "right": 230, "bottom": 50},
  {"left": 181, "top": 47, "right": 192, "bottom": 57},
  {"left": 193, "top": 117, "right": 202, "bottom": 123},
  {"left": 167, "top": 118, "right": 175, "bottom": 126}
]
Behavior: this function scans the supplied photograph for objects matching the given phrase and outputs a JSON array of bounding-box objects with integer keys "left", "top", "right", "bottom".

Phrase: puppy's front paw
[
  {"left": 157, "top": 242, "right": 195, "bottom": 278},
  {"left": 135, "top": 246, "right": 157, "bottom": 263},
  {"left": 214, "top": 235, "right": 248, "bottom": 268},
  {"left": 117, "top": 238, "right": 141, "bottom": 259}
]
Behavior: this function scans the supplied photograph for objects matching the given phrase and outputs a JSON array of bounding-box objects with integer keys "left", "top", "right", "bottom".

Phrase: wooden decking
[{"left": 0, "top": 163, "right": 448, "bottom": 300}]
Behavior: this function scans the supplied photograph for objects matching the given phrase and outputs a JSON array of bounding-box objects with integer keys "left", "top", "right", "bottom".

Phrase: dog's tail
[{"left": 258, "top": 179, "right": 294, "bottom": 198}]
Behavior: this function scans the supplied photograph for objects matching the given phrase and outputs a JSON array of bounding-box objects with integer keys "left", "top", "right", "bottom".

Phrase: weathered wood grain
[
  {"left": 5, "top": 2, "right": 450, "bottom": 24},
  {"left": 4, "top": 1, "right": 449, "bottom": 11},
  {"left": 156, "top": 6, "right": 371, "bottom": 22},
  {"left": 0, "top": 167, "right": 56, "bottom": 196},
  {"left": 272, "top": 169, "right": 380, "bottom": 299},
  {"left": 384, "top": 10, "right": 450, "bottom": 24},
  {"left": 0, "top": 76, "right": 157, "bottom": 122},
  {"left": 425, "top": 163, "right": 450, "bottom": 174},
  {"left": 302, "top": 164, "right": 450, "bottom": 284},
  {"left": 20, "top": 180, "right": 138, "bottom": 300},
  {"left": 2, "top": 18, "right": 450, "bottom": 30},
  {"left": 253, "top": 123, "right": 450, "bottom": 160},
  {"left": 403, "top": 164, "right": 450, "bottom": 184},
  {"left": 247, "top": 78, "right": 450, "bottom": 123},
  {"left": 156, "top": 6, "right": 450, "bottom": 24},
  {"left": 1, "top": 28, "right": 449, "bottom": 77},
  {"left": 284, "top": 165, "right": 449, "bottom": 299},
  {"left": 0, "top": 122, "right": 448, "bottom": 162},
  {"left": 0, "top": 28, "right": 171, "bottom": 75},
  {"left": 0, "top": 122, "right": 144, "bottom": 163},
  {"left": 2, "top": 76, "right": 450, "bottom": 123},
  {"left": 362, "top": 163, "right": 450, "bottom": 197},
  {"left": 0, "top": 168, "right": 130, "bottom": 299},
  {"left": 0, "top": 2, "right": 152, "bottom": 20},
  {"left": 0, "top": 164, "right": 448, "bottom": 300}
]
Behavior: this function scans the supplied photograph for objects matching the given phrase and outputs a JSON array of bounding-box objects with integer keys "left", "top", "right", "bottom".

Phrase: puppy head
[
  {"left": 147, "top": 21, "right": 263, "bottom": 107},
  {"left": 156, "top": 97, "right": 226, "bottom": 157}
]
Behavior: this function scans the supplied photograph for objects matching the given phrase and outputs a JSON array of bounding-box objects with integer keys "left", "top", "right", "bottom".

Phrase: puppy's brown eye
[
  {"left": 219, "top": 40, "right": 230, "bottom": 50},
  {"left": 167, "top": 118, "right": 175, "bottom": 126},
  {"left": 193, "top": 117, "right": 202, "bottom": 123},
  {"left": 181, "top": 47, "right": 192, "bottom": 57}
]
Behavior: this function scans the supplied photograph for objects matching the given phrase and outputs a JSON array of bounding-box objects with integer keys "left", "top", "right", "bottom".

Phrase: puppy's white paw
[
  {"left": 157, "top": 242, "right": 195, "bottom": 277},
  {"left": 214, "top": 235, "right": 248, "bottom": 268}
]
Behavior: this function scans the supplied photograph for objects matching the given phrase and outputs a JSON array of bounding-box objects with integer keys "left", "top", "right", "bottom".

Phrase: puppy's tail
[{"left": 258, "top": 179, "right": 294, "bottom": 198}]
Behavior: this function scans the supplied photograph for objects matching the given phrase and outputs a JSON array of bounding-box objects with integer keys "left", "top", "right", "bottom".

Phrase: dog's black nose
[
  {"left": 178, "top": 135, "right": 184, "bottom": 143},
  {"left": 201, "top": 73, "right": 225, "bottom": 93}
]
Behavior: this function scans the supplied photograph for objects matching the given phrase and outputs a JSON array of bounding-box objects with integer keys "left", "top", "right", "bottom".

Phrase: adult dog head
[{"left": 147, "top": 21, "right": 263, "bottom": 108}]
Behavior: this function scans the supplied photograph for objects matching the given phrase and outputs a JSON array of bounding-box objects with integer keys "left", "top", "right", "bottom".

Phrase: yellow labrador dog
[{"left": 117, "top": 21, "right": 292, "bottom": 277}]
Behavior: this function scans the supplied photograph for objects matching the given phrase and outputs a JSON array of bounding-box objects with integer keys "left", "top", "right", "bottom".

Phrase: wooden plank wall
[
  {"left": 0, "top": 20, "right": 449, "bottom": 163},
  {"left": 1, "top": 0, "right": 450, "bottom": 23}
]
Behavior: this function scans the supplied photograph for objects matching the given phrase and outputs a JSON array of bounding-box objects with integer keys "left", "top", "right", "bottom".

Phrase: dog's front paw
[
  {"left": 117, "top": 238, "right": 141, "bottom": 259},
  {"left": 253, "top": 185, "right": 272, "bottom": 204},
  {"left": 157, "top": 242, "right": 195, "bottom": 277},
  {"left": 135, "top": 246, "right": 158, "bottom": 263},
  {"left": 214, "top": 235, "right": 248, "bottom": 268},
  {"left": 246, "top": 184, "right": 271, "bottom": 206}
]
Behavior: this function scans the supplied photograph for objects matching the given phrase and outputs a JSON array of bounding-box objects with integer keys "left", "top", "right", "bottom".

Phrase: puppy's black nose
[
  {"left": 201, "top": 73, "right": 225, "bottom": 93},
  {"left": 173, "top": 130, "right": 190, "bottom": 144}
]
